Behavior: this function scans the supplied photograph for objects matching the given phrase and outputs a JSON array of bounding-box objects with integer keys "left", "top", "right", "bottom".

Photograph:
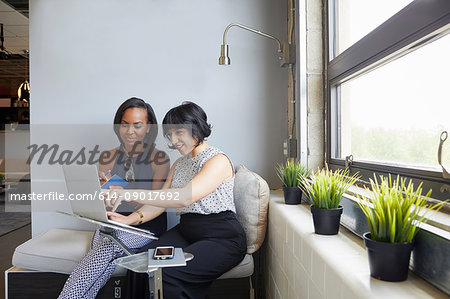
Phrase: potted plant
[
  {"left": 301, "top": 167, "right": 359, "bottom": 235},
  {"left": 358, "top": 175, "right": 443, "bottom": 282},
  {"left": 275, "top": 161, "right": 310, "bottom": 205}
]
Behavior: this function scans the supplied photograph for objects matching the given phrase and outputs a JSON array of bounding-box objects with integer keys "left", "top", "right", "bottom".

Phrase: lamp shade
[{"left": 219, "top": 44, "right": 230, "bottom": 65}]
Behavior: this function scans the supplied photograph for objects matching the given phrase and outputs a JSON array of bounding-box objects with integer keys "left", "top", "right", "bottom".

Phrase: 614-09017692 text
[
  {"left": 7, "top": 191, "right": 181, "bottom": 202},
  {"left": 117, "top": 191, "right": 180, "bottom": 201}
]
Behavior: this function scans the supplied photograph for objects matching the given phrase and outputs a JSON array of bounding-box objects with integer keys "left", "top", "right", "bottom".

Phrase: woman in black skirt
[{"left": 106, "top": 101, "right": 247, "bottom": 299}]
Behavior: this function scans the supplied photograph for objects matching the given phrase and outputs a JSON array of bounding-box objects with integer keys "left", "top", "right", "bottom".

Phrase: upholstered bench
[
  {"left": 6, "top": 165, "right": 269, "bottom": 299},
  {"left": 7, "top": 229, "right": 254, "bottom": 298},
  {"left": 11, "top": 229, "right": 127, "bottom": 277}
]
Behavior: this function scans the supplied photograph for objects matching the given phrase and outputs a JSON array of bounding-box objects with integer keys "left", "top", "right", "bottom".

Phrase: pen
[{"left": 99, "top": 170, "right": 111, "bottom": 181}]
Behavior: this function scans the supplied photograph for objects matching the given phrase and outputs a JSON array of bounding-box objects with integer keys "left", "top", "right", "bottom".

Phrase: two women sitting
[{"left": 58, "top": 98, "right": 246, "bottom": 299}]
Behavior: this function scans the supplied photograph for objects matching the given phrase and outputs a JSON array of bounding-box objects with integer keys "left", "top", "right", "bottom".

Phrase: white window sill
[{"left": 267, "top": 190, "right": 447, "bottom": 299}]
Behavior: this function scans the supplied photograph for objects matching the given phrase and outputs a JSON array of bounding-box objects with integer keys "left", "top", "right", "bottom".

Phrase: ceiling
[
  {"left": 0, "top": 0, "right": 28, "bottom": 85},
  {"left": 2, "top": 0, "right": 27, "bottom": 18}
]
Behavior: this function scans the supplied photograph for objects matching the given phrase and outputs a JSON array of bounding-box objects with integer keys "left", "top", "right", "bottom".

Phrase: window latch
[
  {"left": 345, "top": 155, "right": 353, "bottom": 170},
  {"left": 440, "top": 184, "right": 450, "bottom": 194},
  {"left": 437, "top": 131, "right": 450, "bottom": 179},
  {"left": 437, "top": 131, "right": 450, "bottom": 193}
]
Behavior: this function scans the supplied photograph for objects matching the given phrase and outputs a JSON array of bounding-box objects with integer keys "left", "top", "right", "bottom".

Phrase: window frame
[
  {"left": 324, "top": 0, "right": 450, "bottom": 294},
  {"left": 326, "top": 0, "right": 450, "bottom": 202}
]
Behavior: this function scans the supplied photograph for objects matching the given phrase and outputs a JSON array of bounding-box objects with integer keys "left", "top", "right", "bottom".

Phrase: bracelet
[{"left": 136, "top": 210, "right": 144, "bottom": 225}]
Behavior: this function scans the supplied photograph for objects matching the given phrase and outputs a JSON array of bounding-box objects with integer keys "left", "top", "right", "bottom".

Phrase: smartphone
[{"left": 153, "top": 246, "right": 175, "bottom": 260}]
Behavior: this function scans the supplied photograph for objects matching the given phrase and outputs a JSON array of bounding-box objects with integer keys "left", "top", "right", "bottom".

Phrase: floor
[
  {"left": 0, "top": 210, "right": 31, "bottom": 238},
  {"left": 0, "top": 224, "right": 31, "bottom": 299}
]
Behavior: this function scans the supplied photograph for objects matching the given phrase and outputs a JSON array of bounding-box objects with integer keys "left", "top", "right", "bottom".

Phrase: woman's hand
[
  {"left": 102, "top": 186, "right": 126, "bottom": 212},
  {"left": 98, "top": 170, "right": 112, "bottom": 185},
  {"left": 106, "top": 211, "right": 133, "bottom": 225}
]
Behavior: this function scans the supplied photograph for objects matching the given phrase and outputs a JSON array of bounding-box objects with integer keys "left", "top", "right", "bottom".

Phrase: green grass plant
[
  {"left": 301, "top": 167, "right": 359, "bottom": 209},
  {"left": 358, "top": 175, "right": 443, "bottom": 243},
  {"left": 276, "top": 161, "right": 311, "bottom": 188}
]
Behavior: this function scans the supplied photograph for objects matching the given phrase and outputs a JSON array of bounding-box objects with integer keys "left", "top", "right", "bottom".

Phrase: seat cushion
[
  {"left": 218, "top": 254, "right": 254, "bottom": 279},
  {"left": 233, "top": 165, "right": 269, "bottom": 254},
  {"left": 12, "top": 228, "right": 127, "bottom": 276}
]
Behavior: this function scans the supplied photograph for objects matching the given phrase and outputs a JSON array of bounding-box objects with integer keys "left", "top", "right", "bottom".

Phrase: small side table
[{"left": 115, "top": 249, "right": 194, "bottom": 299}]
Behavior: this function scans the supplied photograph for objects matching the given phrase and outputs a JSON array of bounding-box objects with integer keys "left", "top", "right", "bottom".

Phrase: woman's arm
[
  {"left": 117, "top": 150, "right": 171, "bottom": 224},
  {"left": 107, "top": 154, "right": 233, "bottom": 211},
  {"left": 107, "top": 205, "right": 165, "bottom": 225},
  {"left": 107, "top": 156, "right": 180, "bottom": 223}
]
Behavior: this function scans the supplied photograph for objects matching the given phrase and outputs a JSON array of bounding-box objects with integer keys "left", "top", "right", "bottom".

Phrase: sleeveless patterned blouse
[{"left": 171, "top": 146, "right": 236, "bottom": 215}]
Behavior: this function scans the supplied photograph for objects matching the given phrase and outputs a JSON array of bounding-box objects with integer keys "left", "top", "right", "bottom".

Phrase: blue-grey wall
[{"left": 30, "top": 0, "right": 288, "bottom": 236}]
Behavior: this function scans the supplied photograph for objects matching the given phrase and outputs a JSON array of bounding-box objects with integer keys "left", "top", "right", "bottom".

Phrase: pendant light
[{"left": 18, "top": 50, "right": 30, "bottom": 102}]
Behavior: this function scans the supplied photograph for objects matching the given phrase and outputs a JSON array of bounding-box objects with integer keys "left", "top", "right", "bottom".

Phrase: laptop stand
[{"left": 99, "top": 226, "right": 134, "bottom": 255}]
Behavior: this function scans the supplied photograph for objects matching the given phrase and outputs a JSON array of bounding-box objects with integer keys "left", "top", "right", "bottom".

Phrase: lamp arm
[{"left": 222, "top": 23, "right": 282, "bottom": 52}]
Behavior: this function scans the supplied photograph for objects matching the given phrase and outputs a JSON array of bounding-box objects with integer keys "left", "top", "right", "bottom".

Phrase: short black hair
[
  {"left": 113, "top": 97, "right": 158, "bottom": 146},
  {"left": 162, "top": 101, "right": 212, "bottom": 147}
]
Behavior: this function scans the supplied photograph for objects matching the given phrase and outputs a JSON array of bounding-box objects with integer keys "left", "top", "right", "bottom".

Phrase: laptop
[{"left": 62, "top": 164, "right": 157, "bottom": 239}]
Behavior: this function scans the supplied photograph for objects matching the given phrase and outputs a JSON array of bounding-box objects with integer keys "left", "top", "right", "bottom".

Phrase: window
[
  {"left": 335, "top": 34, "right": 450, "bottom": 170},
  {"left": 326, "top": 1, "right": 450, "bottom": 294},
  {"left": 331, "top": 0, "right": 413, "bottom": 57},
  {"left": 327, "top": 0, "right": 450, "bottom": 202}
]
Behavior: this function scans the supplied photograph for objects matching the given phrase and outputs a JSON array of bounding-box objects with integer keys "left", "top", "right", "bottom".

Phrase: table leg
[{"left": 148, "top": 268, "right": 163, "bottom": 299}]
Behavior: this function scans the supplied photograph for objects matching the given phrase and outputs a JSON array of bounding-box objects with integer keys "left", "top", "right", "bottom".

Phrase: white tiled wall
[
  {"left": 265, "top": 194, "right": 348, "bottom": 299},
  {"left": 264, "top": 191, "right": 447, "bottom": 299}
]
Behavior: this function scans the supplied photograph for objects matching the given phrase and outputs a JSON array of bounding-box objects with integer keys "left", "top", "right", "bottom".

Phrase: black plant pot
[
  {"left": 310, "top": 205, "right": 343, "bottom": 235},
  {"left": 363, "top": 232, "right": 414, "bottom": 282},
  {"left": 282, "top": 186, "right": 303, "bottom": 205}
]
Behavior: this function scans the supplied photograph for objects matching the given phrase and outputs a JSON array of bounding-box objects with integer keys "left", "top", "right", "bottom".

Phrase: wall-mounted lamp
[
  {"left": 218, "top": 22, "right": 297, "bottom": 158},
  {"left": 219, "top": 23, "right": 294, "bottom": 67}
]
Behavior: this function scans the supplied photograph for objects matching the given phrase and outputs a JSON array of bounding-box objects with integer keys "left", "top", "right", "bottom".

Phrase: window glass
[
  {"left": 334, "top": 0, "right": 413, "bottom": 57},
  {"left": 332, "top": 33, "right": 450, "bottom": 170}
]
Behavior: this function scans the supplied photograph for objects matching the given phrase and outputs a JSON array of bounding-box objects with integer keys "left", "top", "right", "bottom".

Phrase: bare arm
[
  {"left": 107, "top": 154, "right": 233, "bottom": 210},
  {"left": 127, "top": 151, "right": 171, "bottom": 223},
  {"left": 108, "top": 156, "right": 179, "bottom": 224}
]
